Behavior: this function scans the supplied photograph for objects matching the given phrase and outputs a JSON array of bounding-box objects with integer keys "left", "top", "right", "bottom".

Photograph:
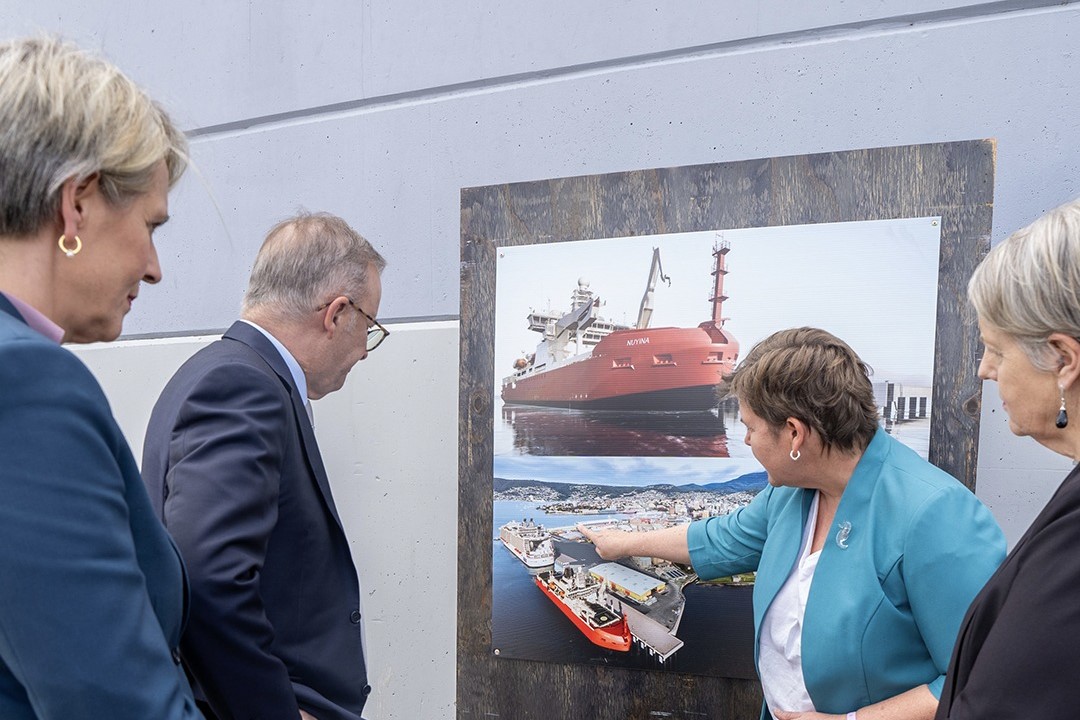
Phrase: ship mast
[{"left": 709, "top": 236, "right": 730, "bottom": 326}]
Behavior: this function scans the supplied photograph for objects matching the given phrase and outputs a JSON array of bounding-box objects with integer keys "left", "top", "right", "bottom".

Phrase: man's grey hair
[
  {"left": 242, "top": 212, "right": 387, "bottom": 321},
  {"left": 0, "top": 36, "right": 187, "bottom": 238},
  {"left": 969, "top": 196, "right": 1080, "bottom": 371}
]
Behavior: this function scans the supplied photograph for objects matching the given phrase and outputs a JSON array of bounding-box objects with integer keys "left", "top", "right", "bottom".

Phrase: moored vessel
[
  {"left": 534, "top": 570, "right": 632, "bottom": 652},
  {"left": 501, "top": 241, "right": 739, "bottom": 411},
  {"left": 499, "top": 519, "right": 554, "bottom": 568}
]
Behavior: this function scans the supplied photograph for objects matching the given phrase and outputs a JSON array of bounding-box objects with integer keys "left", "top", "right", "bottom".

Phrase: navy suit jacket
[
  {"left": 142, "top": 321, "right": 369, "bottom": 720},
  {"left": 0, "top": 296, "right": 200, "bottom": 719}
]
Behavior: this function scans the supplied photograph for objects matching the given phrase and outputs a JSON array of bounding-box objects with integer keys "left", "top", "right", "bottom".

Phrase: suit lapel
[
  {"left": 285, "top": 384, "right": 345, "bottom": 530},
  {"left": 0, "top": 293, "right": 26, "bottom": 324},
  {"left": 222, "top": 321, "right": 346, "bottom": 532}
]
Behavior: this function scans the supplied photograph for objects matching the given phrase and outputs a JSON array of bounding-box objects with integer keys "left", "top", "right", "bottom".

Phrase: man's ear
[{"left": 319, "top": 296, "right": 348, "bottom": 337}]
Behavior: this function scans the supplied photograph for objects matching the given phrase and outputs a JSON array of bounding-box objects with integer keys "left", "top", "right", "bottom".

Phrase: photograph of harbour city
[
  {"left": 491, "top": 218, "right": 942, "bottom": 675},
  {"left": 492, "top": 461, "right": 763, "bottom": 677}
]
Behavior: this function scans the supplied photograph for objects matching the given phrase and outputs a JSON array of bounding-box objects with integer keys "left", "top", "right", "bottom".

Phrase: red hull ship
[
  {"left": 501, "top": 242, "right": 739, "bottom": 411},
  {"left": 534, "top": 572, "right": 631, "bottom": 651}
]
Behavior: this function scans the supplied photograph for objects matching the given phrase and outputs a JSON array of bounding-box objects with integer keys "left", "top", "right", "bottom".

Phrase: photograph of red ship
[
  {"left": 500, "top": 242, "right": 739, "bottom": 412},
  {"left": 491, "top": 219, "right": 945, "bottom": 676}
]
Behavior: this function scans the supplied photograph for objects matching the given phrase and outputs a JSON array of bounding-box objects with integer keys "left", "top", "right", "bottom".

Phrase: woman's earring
[
  {"left": 58, "top": 234, "right": 82, "bottom": 257},
  {"left": 789, "top": 449, "right": 800, "bottom": 461},
  {"left": 1057, "top": 384, "right": 1069, "bottom": 429}
]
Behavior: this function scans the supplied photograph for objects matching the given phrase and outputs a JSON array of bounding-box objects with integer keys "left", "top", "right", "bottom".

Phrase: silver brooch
[{"left": 835, "top": 521, "right": 852, "bottom": 549}]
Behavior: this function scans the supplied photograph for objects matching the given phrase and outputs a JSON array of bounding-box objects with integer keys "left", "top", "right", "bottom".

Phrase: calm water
[
  {"left": 495, "top": 403, "right": 930, "bottom": 460},
  {"left": 491, "top": 500, "right": 758, "bottom": 679},
  {"left": 495, "top": 402, "right": 750, "bottom": 458}
]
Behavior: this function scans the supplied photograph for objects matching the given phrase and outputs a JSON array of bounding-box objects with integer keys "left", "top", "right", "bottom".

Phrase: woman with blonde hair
[
  {"left": 936, "top": 198, "right": 1080, "bottom": 718},
  {"left": 582, "top": 327, "right": 1004, "bottom": 720},
  {"left": 0, "top": 37, "right": 201, "bottom": 718}
]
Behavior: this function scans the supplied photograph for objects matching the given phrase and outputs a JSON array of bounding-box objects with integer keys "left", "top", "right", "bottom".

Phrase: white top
[{"left": 760, "top": 491, "right": 821, "bottom": 719}]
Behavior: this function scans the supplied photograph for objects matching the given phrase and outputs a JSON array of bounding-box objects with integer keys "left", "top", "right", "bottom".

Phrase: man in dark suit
[{"left": 142, "top": 212, "right": 388, "bottom": 720}]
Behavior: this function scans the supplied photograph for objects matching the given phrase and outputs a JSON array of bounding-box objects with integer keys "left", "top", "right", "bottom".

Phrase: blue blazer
[
  {"left": 688, "top": 429, "right": 1005, "bottom": 717},
  {"left": 142, "top": 321, "right": 369, "bottom": 720},
  {"left": 0, "top": 296, "right": 200, "bottom": 719}
]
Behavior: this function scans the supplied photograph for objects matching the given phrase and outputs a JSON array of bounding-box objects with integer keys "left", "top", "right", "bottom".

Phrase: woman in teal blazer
[
  {"left": 584, "top": 328, "right": 1004, "bottom": 720},
  {"left": 0, "top": 38, "right": 200, "bottom": 719}
]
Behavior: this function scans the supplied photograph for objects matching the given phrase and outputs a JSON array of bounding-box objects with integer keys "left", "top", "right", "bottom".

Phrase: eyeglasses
[{"left": 316, "top": 297, "right": 390, "bottom": 351}]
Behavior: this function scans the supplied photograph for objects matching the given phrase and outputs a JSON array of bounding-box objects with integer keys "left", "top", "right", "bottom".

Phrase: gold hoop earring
[{"left": 58, "top": 234, "right": 82, "bottom": 257}]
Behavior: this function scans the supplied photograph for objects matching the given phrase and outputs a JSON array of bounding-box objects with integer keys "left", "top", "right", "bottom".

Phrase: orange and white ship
[
  {"left": 534, "top": 569, "right": 632, "bottom": 652},
  {"left": 501, "top": 241, "right": 739, "bottom": 411}
]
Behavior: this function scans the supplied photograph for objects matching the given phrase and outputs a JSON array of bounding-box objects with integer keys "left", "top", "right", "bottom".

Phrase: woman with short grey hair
[
  {"left": 936, "top": 197, "right": 1080, "bottom": 718},
  {"left": 0, "top": 37, "right": 201, "bottom": 718}
]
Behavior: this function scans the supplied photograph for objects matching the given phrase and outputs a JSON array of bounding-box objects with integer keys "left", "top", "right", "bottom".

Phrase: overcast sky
[{"left": 494, "top": 217, "right": 942, "bottom": 387}]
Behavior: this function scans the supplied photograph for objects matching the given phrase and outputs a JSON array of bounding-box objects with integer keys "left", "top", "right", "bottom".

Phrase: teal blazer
[
  {"left": 688, "top": 429, "right": 1004, "bottom": 717},
  {"left": 0, "top": 296, "right": 200, "bottom": 719}
]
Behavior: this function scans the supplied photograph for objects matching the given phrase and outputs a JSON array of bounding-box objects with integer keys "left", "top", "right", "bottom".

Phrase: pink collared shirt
[{"left": 0, "top": 292, "right": 64, "bottom": 344}]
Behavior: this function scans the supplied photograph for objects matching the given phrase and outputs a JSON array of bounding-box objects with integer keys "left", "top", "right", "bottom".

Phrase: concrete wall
[
  {"left": 7, "top": 2, "right": 1080, "bottom": 334},
  {"left": 6, "top": 2, "right": 1080, "bottom": 717},
  {"left": 70, "top": 322, "right": 459, "bottom": 720}
]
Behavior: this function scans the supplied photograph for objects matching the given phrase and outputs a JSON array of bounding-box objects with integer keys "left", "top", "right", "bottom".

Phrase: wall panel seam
[{"left": 186, "top": 0, "right": 1075, "bottom": 140}]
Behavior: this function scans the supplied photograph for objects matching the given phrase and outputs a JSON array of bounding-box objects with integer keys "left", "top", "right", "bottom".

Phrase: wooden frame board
[{"left": 458, "top": 140, "right": 995, "bottom": 719}]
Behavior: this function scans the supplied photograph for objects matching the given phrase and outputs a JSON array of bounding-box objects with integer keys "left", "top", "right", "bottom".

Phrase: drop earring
[{"left": 1057, "top": 384, "right": 1069, "bottom": 429}]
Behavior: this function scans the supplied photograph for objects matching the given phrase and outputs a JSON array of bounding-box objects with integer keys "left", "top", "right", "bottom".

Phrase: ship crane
[{"left": 636, "top": 247, "right": 671, "bottom": 329}]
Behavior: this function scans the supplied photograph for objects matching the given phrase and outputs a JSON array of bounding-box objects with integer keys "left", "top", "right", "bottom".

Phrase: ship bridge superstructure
[{"left": 522, "top": 278, "right": 630, "bottom": 364}]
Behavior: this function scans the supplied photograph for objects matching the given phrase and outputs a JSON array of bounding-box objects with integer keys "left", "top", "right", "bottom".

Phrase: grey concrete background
[
  {"left": 72, "top": 324, "right": 459, "bottom": 720},
  {"left": 5, "top": 2, "right": 1079, "bottom": 334},
  {"left": 6, "top": 2, "right": 1080, "bottom": 716}
]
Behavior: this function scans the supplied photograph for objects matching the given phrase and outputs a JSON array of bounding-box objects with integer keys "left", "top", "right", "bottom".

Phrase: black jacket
[{"left": 937, "top": 462, "right": 1080, "bottom": 718}]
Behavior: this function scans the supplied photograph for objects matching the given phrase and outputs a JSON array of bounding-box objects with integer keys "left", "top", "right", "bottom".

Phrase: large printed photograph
[{"left": 490, "top": 217, "right": 942, "bottom": 677}]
